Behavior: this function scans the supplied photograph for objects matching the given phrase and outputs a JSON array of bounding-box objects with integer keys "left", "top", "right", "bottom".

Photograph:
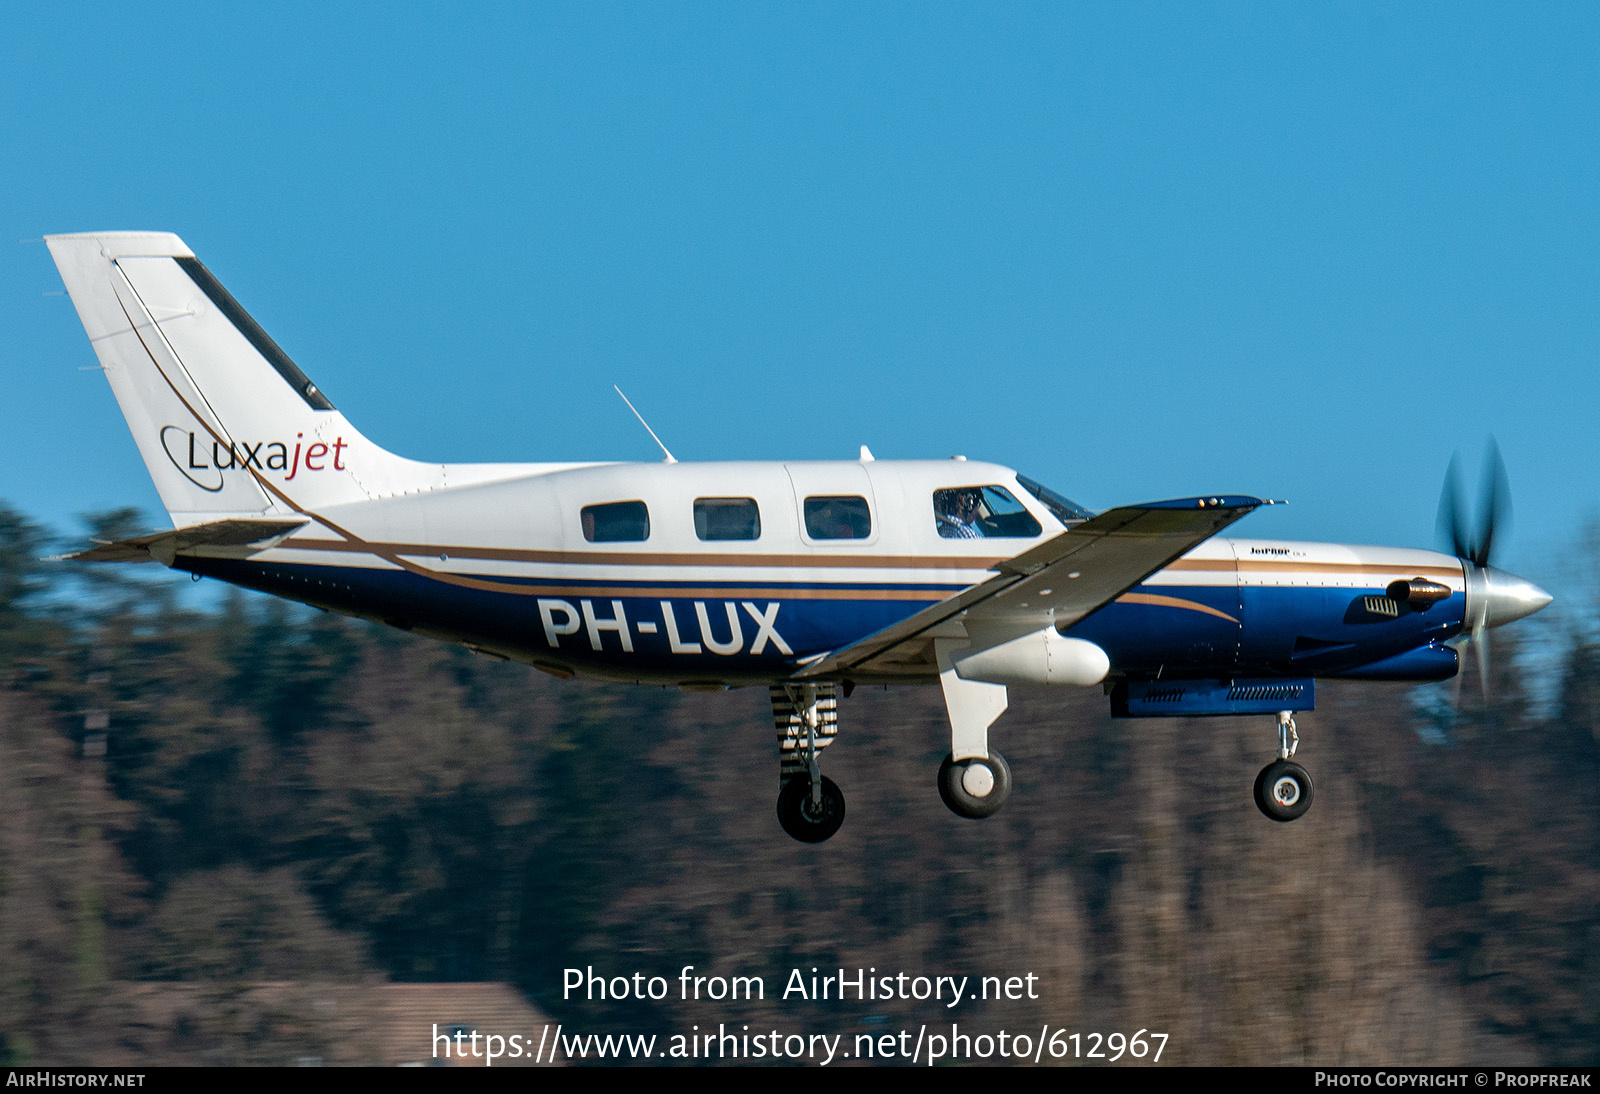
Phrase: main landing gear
[
  {"left": 777, "top": 775, "right": 845, "bottom": 843},
  {"left": 771, "top": 684, "right": 845, "bottom": 843},
  {"left": 933, "top": 638, "right": 1013, "bottom": 820},
  {"left": 937, "top": 750, "right": 1012, "bottom": 819},
  {"left": 1253, "top": 710, "right": 1313, "bottom": 822},
  {"left": 768, "top": 657, "right": 1015, "bottom": 841}
]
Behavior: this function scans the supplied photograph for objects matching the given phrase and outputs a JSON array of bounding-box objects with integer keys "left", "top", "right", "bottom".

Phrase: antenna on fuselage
[{"left": 613, "top": 385, "right": 677, "bottom": 464}]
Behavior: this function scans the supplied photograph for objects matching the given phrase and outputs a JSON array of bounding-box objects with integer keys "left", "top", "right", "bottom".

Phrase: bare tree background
[{"left": 0, "top": 501, "right": 1593, "bottom": 1065}]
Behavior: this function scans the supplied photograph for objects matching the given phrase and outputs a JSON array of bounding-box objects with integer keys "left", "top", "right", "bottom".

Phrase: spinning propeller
[
  {"left": 1435, "top": 439, "right": 1545, "bottom": 701},
  {"left": 1438, "top": 439, "right": 1511, "bottom": 576}
]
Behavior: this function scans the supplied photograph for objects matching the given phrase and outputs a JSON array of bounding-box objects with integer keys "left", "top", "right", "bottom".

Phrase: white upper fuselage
[{"left": 188, "top": 456, "right": 1470, "bottom": 686}]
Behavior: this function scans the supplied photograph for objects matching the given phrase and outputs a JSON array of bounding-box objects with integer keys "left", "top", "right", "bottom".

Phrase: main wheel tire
[
  {"left": 777, "top": 775, "right": 846, "bottom": 843},
  {"left": 937, "top": 750, "right": 1013, "bottom": 819},
  {"left": 1254, "top": 760, "right": 1314, "bottom": 822}
]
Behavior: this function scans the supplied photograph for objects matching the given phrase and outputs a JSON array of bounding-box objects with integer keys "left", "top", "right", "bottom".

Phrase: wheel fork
[{"left": 1276, "top": 710, "right": 1299, "bottom": 760}]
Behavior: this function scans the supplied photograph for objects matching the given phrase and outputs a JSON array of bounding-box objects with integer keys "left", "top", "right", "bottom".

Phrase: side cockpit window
[
  {"left": 804, "top": 496, "right": 872, "bottom": 540},
  {"left": 581, "top": 500, "right": 650, "bottom": 542},
  {"left": 933, "top": 486, "right": 1042, "bottom": 539},
  {"left": 694, "top": 497, "right": 761, "bottom": 541}
]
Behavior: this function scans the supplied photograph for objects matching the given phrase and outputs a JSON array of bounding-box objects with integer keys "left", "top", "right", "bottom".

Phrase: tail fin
[{"left": 47, "top": 231, "right": 447, "bottom": 526}]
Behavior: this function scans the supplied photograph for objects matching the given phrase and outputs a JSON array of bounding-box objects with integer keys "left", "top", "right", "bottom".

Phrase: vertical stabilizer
[{"left": 46, "top": 232, "right": 450, "bottom": 526}]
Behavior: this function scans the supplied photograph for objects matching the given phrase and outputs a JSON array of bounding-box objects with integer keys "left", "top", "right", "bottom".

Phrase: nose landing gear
[
  {"left": 1254, "top": 711, "right": 1314, "bottom": 821},
  {"left": 1254, "top": 759, "right": 1313, "bottom": 821}
]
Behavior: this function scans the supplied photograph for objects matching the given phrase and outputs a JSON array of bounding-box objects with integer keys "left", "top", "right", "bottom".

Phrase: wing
[{"left": 793, "top": 495, "right": 1266, "bottom": 680}]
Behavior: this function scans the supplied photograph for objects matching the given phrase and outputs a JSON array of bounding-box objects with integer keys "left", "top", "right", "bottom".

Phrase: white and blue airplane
[{"left": 46, "top": 231, "right": 1553, "bottom": 842}]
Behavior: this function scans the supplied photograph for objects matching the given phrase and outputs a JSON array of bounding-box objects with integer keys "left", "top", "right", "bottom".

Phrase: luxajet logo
[{"left": 161, "top": 426, "right": 348, "bottom": 492}]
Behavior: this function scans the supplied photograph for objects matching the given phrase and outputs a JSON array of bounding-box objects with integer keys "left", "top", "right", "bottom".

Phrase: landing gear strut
[
  {"left": 1253, "top": 710, "right": 1313, "bottom": 822},
  {"left": 771, "top": 684, "right": 845, "bottom": 842},
  {"left": 933, "top": 638, "right": 1012, "bottom": 820}
]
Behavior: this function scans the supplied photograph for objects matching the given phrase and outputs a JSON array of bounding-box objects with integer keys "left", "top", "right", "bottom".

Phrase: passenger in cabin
[
  {"left": 804, "top": 496, "right": 872, "bottom": 540},
  {"left": 814, "top": 499, "right": 859, "bottom": 539}
]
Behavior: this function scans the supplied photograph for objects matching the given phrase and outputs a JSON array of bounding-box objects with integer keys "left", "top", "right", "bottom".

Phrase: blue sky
[{"left": 3, "top": 4, "right": 1596, "bottom": 604}]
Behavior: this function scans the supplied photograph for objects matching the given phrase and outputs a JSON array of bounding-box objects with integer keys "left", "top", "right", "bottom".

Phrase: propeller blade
[
  {"left": 1435, "top": 439, "right": 1514, "bottom": 707},
  {"left": 1437, "top": 439, "right": 1513, "bottom": 569},
  {"left": 1437, "top": 453, "right": 1470, "bottom": 560},
  {"left": 1473, "top": 438, "right": 1511, "bottom": 568}
]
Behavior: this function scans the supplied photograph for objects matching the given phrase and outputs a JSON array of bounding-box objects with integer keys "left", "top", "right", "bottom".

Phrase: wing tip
[{"left": 1141, "top": 495, "right": 1265, "bottom": 511}]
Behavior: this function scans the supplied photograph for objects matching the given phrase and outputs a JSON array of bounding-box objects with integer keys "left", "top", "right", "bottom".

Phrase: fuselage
[{"left": 178, "top": 457, "right": 1475, "bottom": 687}]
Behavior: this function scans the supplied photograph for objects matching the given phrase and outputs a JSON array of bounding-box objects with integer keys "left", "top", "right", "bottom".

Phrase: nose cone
[{"left": 1479, "top": 566, "right": 1554, "bottom": 629}]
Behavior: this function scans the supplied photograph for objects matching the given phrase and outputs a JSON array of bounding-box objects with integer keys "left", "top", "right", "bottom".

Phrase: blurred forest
[{"left": 0, "top": 500, "right": 1595, "bottom": 1066}]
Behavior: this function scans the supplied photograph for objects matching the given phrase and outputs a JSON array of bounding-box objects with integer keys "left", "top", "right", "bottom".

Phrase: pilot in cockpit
[{"left": 935, "top": 488, "right": 984, "bottom": 539}]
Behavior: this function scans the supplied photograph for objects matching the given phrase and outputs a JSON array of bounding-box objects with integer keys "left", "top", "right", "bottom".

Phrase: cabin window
[
  {"left": 803, "top": 496, "right": 872, "bottom": 540},
  {"left": 694, "top": 497, "right": 761, "bottom": 541},
  {"left": 933, "top": 486, "right": 1042, "bottom": 539},
  {"left": 581, "top": 500, "right": 650, "bottom": 542}
]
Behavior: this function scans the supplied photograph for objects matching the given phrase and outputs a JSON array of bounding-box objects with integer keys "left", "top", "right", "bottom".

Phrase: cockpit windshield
[{"left": 1016, "top": 474, "right": 1094, "bottom": 525}]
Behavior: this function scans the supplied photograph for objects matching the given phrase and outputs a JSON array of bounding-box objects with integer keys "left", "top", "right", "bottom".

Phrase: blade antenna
[{"left": 613, "top": 385, "right": 677, "bottom": 464}]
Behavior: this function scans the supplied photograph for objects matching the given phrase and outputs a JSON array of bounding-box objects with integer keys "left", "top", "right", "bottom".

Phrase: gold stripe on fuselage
[
  {"left": 284, "top": 537, "right": 1459, "bottom": 580},
  {"left": 263, "top": 537, "right": 1459, "bottom": 602},
  {"left": 286, "top": 537, "right": 1008, "bottom": 571},
  {"left": 1115, "top": 592, "right": 1240, "bottom": 623},
  {"left": 1168, "top": 558, "right": 1461, "bottom": 579}
]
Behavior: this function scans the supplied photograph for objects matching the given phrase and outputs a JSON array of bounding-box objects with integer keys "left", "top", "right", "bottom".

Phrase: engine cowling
[{"left": 950, "top": 627, "right": 1110, "bottom": 687}]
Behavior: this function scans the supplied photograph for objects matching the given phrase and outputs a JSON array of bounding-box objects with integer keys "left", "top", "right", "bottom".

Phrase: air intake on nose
[{"left": 1362, "top": 595, "right": 1400, "bottom": 618}]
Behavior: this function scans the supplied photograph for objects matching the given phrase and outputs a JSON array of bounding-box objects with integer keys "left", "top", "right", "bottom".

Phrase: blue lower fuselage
[{"left": 185, "top": 552, "right": 1465, "bottom": 685}]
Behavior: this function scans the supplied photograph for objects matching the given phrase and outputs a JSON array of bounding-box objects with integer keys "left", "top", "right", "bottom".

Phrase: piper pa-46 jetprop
[{"left": 46, "top": 231, "right": 1554, "bottom": 842}]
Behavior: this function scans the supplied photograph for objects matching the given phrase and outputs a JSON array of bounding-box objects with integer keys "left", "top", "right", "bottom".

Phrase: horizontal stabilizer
[{"left": 59, "top": 518, "right": 308, "bottom": 564}]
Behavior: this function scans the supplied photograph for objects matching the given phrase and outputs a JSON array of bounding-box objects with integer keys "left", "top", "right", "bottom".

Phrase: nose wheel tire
[
  {"left": 777, "top": 775, "right": 846, "bottom": 843},
  {"left": 937, "top": 750, "right": 1012, "bottom": 819},
  {"left": 1254, "top": 760, "right": 1313, "bottom": 822}
]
